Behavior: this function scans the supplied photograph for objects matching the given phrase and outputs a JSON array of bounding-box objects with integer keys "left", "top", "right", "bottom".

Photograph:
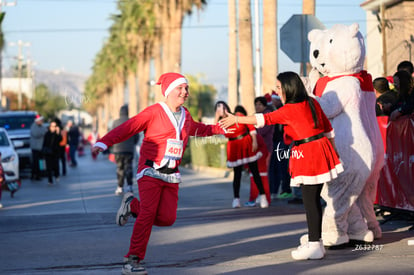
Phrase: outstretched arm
[{"left": 219, "top": 111, "right": 258, "bottom": 129}]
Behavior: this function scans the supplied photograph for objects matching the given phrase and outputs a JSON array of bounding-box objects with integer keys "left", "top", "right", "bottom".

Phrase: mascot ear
[
  {"left": 308, "top": 29, "right": 321, "bottom": 42},
  {"left": 349, "top": 23, "right": 360, "bottom": 37}
]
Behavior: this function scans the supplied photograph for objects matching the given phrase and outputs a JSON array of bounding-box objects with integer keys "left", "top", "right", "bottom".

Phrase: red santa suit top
[
  {"left": 255, "top": 99, "right": 343, "bottom": 186},
  {"left": 95, "top": 102, "right": 224, "bottom": 182},
  {"left": 224, "top": 112, "right": 263, "bottom": 168}
]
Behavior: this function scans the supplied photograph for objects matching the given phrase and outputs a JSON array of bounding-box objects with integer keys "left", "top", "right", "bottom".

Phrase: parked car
[
  {"left": 0, "top": 111, "right": 38, "bottom": 169},
  {"left": 0, "top": 127, "right": 22, "bottom": 182}
]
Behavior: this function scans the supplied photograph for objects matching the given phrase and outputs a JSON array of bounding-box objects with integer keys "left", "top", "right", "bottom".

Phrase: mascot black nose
[{"left": 313, "top": 50, "right": 319, "bottom": 58}]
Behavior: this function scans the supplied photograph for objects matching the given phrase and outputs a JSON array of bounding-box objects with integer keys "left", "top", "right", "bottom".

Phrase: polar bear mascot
[{"left": 307, "top": 23, "right": 384, "bottom": 247}]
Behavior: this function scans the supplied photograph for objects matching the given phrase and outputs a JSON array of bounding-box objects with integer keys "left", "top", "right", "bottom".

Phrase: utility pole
[
  {"left": 9, "top": 40, "right": 31, "bottom": 109},
  {"left": 0, "top": 0, "right": 17, "bottom": 111},
  {"left": 302, "top": 0, "right": 315, "bottom": 76},
  {"left": 380, "top": 2, "right": 388, "bottom": 76},
  {"left": 254, "top": 0, "right": 261, "bottom": 97}
]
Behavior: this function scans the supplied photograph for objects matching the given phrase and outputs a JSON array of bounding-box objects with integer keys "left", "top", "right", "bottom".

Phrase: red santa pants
[{"left": 126, "top": 175, "right": 179, "bottom": 260}]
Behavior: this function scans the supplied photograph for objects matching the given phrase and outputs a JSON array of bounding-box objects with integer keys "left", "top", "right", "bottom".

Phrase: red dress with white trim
[
  {"left": 257, "top": 99, "right": 343, "bottom": 186},
  {"left": 224, "top": 112, "right": 263, "bottom": 168}
]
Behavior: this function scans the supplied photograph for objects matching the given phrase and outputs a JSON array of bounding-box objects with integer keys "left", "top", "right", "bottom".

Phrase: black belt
[
  {"left": 145, "top": 160, "right": 178, "bottom": 174},
  {"left": 229, "top": 131, "right": 249, "bottom": 141},
  {"left": 294, "top": 133, "right": 324, "bottom": 146}
]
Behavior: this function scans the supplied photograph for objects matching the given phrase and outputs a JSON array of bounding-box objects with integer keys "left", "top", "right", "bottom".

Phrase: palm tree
[
  {"left": 238, "top": 0, "right": 255, "bottom": 115},
  {"left": 262, "top": 0, "right": 278, "bottom": 95},
  {"left": 227, "top": 0, "right": 238, "bottom": 110}
]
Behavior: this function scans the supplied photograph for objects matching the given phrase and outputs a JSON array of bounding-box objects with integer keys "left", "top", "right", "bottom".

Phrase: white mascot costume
[{"left": 307, "top": 23, "right": 384, "bottom": 247}]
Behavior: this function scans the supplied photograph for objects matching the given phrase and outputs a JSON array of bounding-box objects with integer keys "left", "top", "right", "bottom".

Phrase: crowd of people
[
  {"left": 29, "top": 116, "right": 82, "bottom": 185},
  {"left": 90, "top": 61, "right": 413, "bottom": 274},
  {"left": 1, "top": 59, "right": 412, "bottom": 273}
]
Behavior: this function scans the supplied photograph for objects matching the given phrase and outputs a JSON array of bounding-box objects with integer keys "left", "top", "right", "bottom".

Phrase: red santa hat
[
  {"left": 35, "top": 114, "right": 44, "bottom": 122},
  {"left": 264, "top": 93, "right": 272, "bottom": 104},
  {"left": 271, "top": 90, "right": 280, "bottom": 99},
  {"left": 156, "top": 72, "right": 188, "bottom": 97}
]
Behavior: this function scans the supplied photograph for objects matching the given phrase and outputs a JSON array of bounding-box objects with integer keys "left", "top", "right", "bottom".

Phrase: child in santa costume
[
  {"left": 214, "top": 102, "right": 269, "bottom": 208},
  {"left": 92, "top": 72, "right": 227, "bottom": 275},
  {"left": 219, "top": 71, "right": 343, "bottom": 260}
]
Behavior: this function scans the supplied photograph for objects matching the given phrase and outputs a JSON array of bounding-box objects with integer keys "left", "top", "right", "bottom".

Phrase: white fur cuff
[
  {"left": 94, "top": 142, "right": 108, "bottom": 151},
  {"left": 255, "top": 113, "right": 265, "bottom": 128},
  {"left": 325, "top": 130, "right": 335, "bottom": 139}
]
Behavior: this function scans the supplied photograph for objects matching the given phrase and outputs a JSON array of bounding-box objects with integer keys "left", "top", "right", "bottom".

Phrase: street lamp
[{"left": 9, "top": 40, "right": 31, "bottom": 109}]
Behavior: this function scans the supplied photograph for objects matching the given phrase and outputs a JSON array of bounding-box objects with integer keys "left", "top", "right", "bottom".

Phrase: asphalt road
[{"left": 1, "top": 151, "right": 413, "bottom": 275}]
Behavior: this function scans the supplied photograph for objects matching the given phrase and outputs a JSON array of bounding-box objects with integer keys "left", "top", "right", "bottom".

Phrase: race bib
[{"left": 165, "top": 139, "right": 183, "bottom": 159}]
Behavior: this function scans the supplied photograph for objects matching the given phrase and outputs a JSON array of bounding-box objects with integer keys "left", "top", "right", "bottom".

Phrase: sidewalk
[{"left": 0, "top": 153, "right": 413, "bottom": 274}]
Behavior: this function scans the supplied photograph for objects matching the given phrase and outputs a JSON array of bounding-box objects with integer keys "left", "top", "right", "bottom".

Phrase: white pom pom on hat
[{"left": 156, "top": 72, "right": 188, "bottom": 97}]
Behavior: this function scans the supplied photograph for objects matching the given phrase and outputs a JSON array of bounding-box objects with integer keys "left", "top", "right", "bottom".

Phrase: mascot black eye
[{"left": 329, "top": 39, "right": 333, "bottom": 43}]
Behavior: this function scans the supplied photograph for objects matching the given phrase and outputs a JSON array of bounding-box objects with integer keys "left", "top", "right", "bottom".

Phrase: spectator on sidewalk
[
  {"left": 214, "top": 101, "right": 269, "bottom": 209},
  {"left": 219, "top": 71, "right": 343, "bottom": 260},
  {"left": 66, "top": 120, "right": 80, "bottom": 167},
  {"left": 55, "top": 118, "right": 67, "bottom": 176},
  {"left": 30, "top": 115, "right": 47, "bottom": 180},
  {"left": 42, "top": 121, "right": 62, "bottom": 185},
  {"left": 112, "top": 105, "right": 139, "bottom": 195}
]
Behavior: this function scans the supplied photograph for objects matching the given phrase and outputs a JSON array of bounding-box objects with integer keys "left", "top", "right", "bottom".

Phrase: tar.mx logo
[{"left": 65, "top": 94, "right": 91, "bottom": 106}]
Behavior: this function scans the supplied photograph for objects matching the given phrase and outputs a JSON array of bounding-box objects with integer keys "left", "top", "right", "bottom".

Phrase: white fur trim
[
  {"left": 290, "top": 163, "right": 344, "bottom": 187},
  {"left": 325, "top": 130, "right": 335, "bottom": 138},
  {"left": 255, "top": 113, "right": 265, "bottom": 128},
  {"left": 94, "top": 142, "right": 107, "bottom": 151},
  {"left": 227, "top": 151, "right": 263, "bottom": 168},
  {"left": 164, "top": 77, "right": 188, "bottom": 97},
  {"left": 250, "top": 130, "right": 257, "bottom": 135}
]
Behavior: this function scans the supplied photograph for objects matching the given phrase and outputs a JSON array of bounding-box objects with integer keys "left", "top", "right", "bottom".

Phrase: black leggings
[
  {"left": 233, "top": 161, "right": 265, "bottom": 198},
  {"left": 301, "top": 184, "right": 323, "bottom": 242}
]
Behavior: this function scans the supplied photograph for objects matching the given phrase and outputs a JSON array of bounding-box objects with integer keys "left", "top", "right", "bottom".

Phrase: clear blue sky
[{"left": 2, "top": 0, "right": 367, "bottom": 89}]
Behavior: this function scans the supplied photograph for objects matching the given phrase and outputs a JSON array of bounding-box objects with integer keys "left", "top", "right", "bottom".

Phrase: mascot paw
[
  {"left": 308, "top": 68, "right": 321, "bottom": 93},
  {"left": 349, "top": 230, "right": 374, "bottom": 244},
  {"left": 322, "top": 232, "right": 349, "bottom": 248}
]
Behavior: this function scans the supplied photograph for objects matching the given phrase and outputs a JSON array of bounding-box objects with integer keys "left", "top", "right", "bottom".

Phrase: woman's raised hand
[{"left": 219, "top": 111, "right": 236, "bottom": 129}]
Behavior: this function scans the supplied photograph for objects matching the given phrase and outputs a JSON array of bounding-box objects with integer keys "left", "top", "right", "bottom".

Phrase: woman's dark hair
[
  {"left": 277, "top": 71, "right": 319, "bottom": 128},
  {"left": 214, "top": 101, "right": 232, "bottom": 121},
  {"left": 234, "top": 105, "right": 247, "bottom": 116},
  {"left": 393, "top": 70, "right": 413, "bottom": 102},
  {"left": 254, "top": 96, "right": 267, "bottom": 107}
]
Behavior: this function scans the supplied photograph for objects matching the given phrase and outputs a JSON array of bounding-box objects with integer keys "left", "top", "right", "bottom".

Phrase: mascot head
[{"left": 308, "top": 23, "right": 365, "bottom": 76}]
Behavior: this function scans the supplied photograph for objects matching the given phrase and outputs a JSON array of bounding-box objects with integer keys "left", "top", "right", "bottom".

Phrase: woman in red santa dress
[
  {"left": 214, "top": 101, "right": 269, "bottom": 209},
  {"left": 219, "top": 71, "right": 343, "bottom": 261},
  {"left": 92, "top": 72, "right": 229, "bottom": 275}
]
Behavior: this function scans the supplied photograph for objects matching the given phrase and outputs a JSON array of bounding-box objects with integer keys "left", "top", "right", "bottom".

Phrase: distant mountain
[
  {"left": 33, "top": 69, "right": 88, "bottom": 102},
  {"left": 3, "top": 68, "right": 89, "bottom": 107}
]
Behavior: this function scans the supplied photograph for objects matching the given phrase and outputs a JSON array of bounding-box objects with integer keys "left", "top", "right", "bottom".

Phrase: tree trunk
[
  {"left": 262, "top": 0, "right": 278, "bottom": 95},
  {"left": 228, "top": 0, "right": 238, "bottom": 110},
  {"left": 238, "top": 0, "right": 255, "bottom": 115},
  {"left": 127, "top": 71, "right": 138, "bottom": 116}
]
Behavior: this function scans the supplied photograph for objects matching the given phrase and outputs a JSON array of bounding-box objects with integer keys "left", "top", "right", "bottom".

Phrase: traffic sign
[{"left": 280, "top": 14, "right": 325, "bottom": 63}]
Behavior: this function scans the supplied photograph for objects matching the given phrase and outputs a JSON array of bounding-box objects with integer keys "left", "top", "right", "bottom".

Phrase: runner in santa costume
[
  {"left": 219, "top": 71, "right": 344, "bottom": 260},
  {"left": 92, "top": 72, "right": 227, "bottom": 275}
]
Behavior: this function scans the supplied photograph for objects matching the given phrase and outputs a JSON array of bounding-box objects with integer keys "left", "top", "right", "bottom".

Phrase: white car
[{"left": 0, "top": 127, "right": 22, "bottom": 182}]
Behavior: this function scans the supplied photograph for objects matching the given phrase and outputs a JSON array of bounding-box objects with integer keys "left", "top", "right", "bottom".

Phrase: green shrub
[{"left": 189, "top": 136, "right": 227, "bottom": 168}]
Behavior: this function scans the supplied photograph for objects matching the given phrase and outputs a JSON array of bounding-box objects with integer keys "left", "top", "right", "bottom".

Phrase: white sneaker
[
  {"left": 259, "top": 194, "right": 269, "bottom": 208},
  {"left": 299, "top": 234, "right": 326, "bottom": 254},
  {"left": 232, "top": 198, "right": 241, "bottom": 208},
  {"left": 116, "top": 192, "right": 134, "bottom": 226},
  {"left": 291, "top": 241, "right": 325, "bottom": 260},
  {"left": 115, "top": 186, "right": 123, "bottom": 196},
  {"left": 0, "top": 203, "right": 3, "bottom": 208}
]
